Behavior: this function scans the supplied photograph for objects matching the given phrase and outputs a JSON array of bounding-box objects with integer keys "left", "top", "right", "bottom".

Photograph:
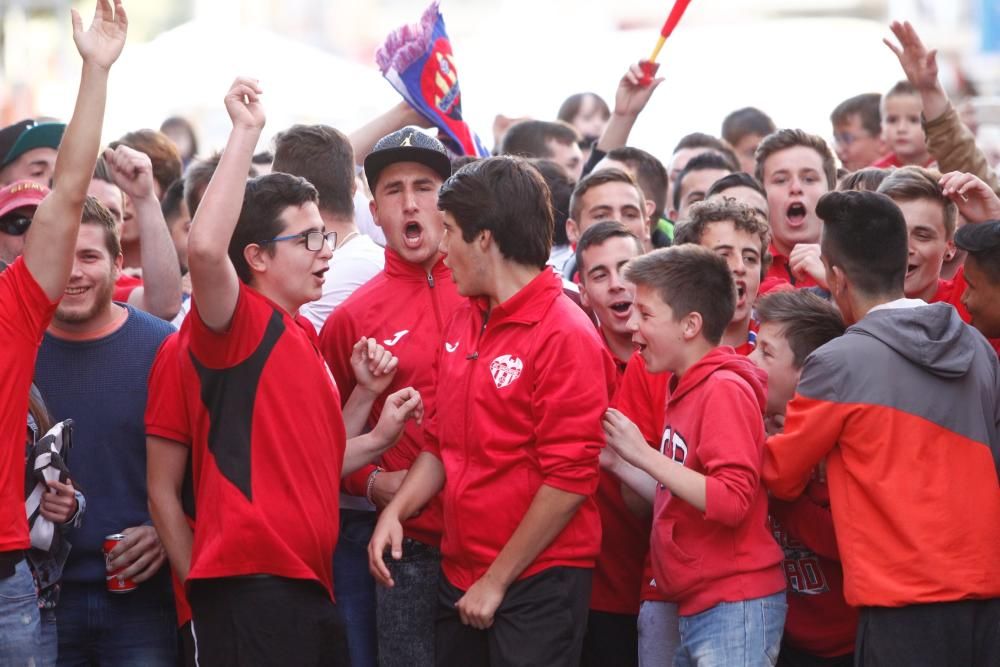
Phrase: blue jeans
[
  {"left": 0, "top": 558, "right": 43, "bottom": 666},
  {"left": 333, "top": 509, "right": 378, "bottom": 667},
  {"left": 56, "top": 581, "right": 176, "bottom": 667},
  {"left": 639, "top": 600, "right": 680, "bottom": 667},
  {"left": 675, "top": 592, "right": 787, "bottom": 667}
]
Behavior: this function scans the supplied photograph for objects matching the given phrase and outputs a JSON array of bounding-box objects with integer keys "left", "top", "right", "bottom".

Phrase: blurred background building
[{"left": 2, "top": 0, "right": 998, "bottom": 163}]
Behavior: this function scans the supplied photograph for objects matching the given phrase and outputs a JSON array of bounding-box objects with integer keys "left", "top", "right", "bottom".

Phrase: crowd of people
[{"left": 1, "top": 1, "right": 998, "bottom": 666}]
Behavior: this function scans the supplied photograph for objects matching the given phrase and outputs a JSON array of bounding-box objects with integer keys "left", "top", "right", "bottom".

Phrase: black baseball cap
[
  {"left": 954, "top": 221, "right": 1000, "bottom": 254},
  {"left": 364, "top": 127, "right": 451, "bottom": 192}
]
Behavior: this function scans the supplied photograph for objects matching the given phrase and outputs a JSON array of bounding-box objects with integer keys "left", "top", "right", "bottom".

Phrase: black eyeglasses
[
  {"left": 0, "top": 215, "right": 32, "bottom": 236},
  {"left": 259, "top": 230, "right": 337, "bottom": 252}
]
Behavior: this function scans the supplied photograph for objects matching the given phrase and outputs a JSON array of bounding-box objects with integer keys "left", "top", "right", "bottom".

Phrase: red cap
[{"left": 0, "top": 180, "right": 49, "bottom": 217}]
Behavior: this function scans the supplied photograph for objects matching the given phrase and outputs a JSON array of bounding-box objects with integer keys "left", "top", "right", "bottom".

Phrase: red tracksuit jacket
[
  {"left": 424, "top": 269, "right": 616, "bottom": 591},
  {"left": 319, "top": 250, "right": 465, "bottom": 546}
]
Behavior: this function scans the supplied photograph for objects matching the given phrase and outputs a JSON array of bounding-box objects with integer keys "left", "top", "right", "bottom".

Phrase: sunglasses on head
[{"left": 0, "top": 215, "right": 32, "bottom": 236}]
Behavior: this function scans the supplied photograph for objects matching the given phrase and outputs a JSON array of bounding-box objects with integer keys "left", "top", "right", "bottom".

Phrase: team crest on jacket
[{"left": 490, "top": 354, "right": 523, "bottom": 389}]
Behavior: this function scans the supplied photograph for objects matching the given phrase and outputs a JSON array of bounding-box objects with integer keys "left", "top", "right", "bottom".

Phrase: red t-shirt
[
  {"left": 113, "top": 273, "right": 142, "bottom": 302},
  {"left": 423, "top": 269, "right": 615, "bottom": 591},
  {"left": 760, "top": 244, "right": 817, "bottom": 296},
  {"left": 0, "top": 258, "right": 57, "bottom": 551},
  {"left": 871, "top": 153, "right": 936, "bottom": 169},
  {"left": 770, "top": 476, "right": 857, "bottom": 658},
  {"left": 589, "top": 354, "right": 651, "bottom": 615},
  {"left": 932, "top": 266, "right": 1000, "bottom": 355},
  {"left": 145, "top": 333, "right": 195, "bottom": 627},
  {"left": 178, "top": 284, "right": 345, "bottom": 596}
]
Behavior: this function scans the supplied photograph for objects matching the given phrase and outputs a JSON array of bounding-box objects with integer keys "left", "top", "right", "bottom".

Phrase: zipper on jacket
[
  {"left": 457, "top": 308, "right": 489, "bottom": 558},
  {"left": 428, "top": 271, "right": 445, "bottom": 331}
]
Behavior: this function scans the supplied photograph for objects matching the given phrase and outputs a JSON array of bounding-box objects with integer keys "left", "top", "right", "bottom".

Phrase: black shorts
[
  {"left": 188, "top": 575, "right": 349, "bottom": 667},
  {"left": 435, "top": 566, "right": 592, "bottom": 667}
]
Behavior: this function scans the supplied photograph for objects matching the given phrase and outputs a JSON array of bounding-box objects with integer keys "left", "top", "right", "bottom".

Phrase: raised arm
[
  {"left": 885, "top": 21, "right": 1000, "bottom": 192},
  {"left": 24, "top": 0, "right": 127, "bottom": 300},
  {"left": 104, "top": 145, "right": 182, "bottom": 319},
  {"left": 185, "top": 77, "right": 264, "bottom": 331},
  {"left": 596, "top": 61, "right": 664, "bottom": 153}
]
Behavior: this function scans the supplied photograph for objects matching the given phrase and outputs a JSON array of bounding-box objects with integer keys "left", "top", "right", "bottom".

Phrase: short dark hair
[
  {"left": 756, "top": 290, "right": 846, "bottom": 367},
  {"left": 955, "top": 221, "right": 1000, "bottom": 283},
  {"left": 451, "top": 155, "right": 482, "bottom": 171},
  {"left": 272, "top": 124, "right": 355, "bottom": 220},
  {"left": 575, "top": 220, "right": 643, "bottom": 278},
  {"left": 252, "top": 151, "right": 273, "bottom": 166},
  {"left": 674, "top": 198, "right": 770, "bottom": 251},
  {"left": 437, "top": 156, "right": 552, "bottom": 269},
  {"left": 671, "top": 133, "right": 739, "bottom": 174},
  {"left": 817, "top": 190, "right": 907, "bottom": 297},
  {"left": 837, "top": 167, "right": 890, "bottom": 192},
  {"left": 500, "top": 120, "right": 581, "bottom": 159},
  {"left": 569, "top": 168, "right": 644, "bottom": 222},
  {"left": 721, "top": 107, "right": 776, "bottom": 146},
  {"left": 530, "top": 158, "right": 574, "bottom": 246},
  {"left": 624, "top": 245, "right": 735, "bottom": 345},
  {"left": 557, "top": 93, "right": 610, "bottom": 135},
  {"left": 705, "top": 172, "right": 766, "bottom": 200},
  {"left": 229, "top": 173, "right": 319, "bottom": 284},
  {"left": 877, "top": 166, "right": 957, "bottom": 237},
  {"left": 755, "top": 129, "right": 837, "bottom": 190},
  {"left": 184, "top": 152, "right": 222, "bottom": 217},
  {"left": 830, "top": 93, "right": 882, "bottom": 137},
  {"left": 673, "top": 152, "right": 736, "bottom": 212},
  {"left": 111, "top": 129, "right": 183, "bottom": 196},
  {"left": 606, "top": 146, "right": 669, "bottom": 219},
  {"left": 82, "top": 195, "right": 121, "bottom": 258},
  {"left": 161, "top": 179, "right": 186, "bottom": 229}
]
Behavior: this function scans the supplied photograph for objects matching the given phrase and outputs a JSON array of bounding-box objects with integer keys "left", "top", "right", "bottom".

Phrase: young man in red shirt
[
  {"left": 0, "top": 2, "right": 126, "bottom": 664},
  {"left": 755, "top": 129, "right": 837, "bottom": 295},
  {"left": 574, "top": 221, "right": 647, "bottom": 666},
  {"left": 369, "top": 156, "right": 615, "bottom": 666},
  {"left": 876, "top": 167, "right": 1000, "bottom": 354},
  {"left": 162, "top": 78, "right": 421, "bottom": 666},
  {"left": 319, "top": 127, "right": 465, "bottom": 666},
  {"left": 749, "top": 291, "right": 855, "bottom": 666},
  {"left": 604, "top": 245, "right": 786, "bottom": 666}
]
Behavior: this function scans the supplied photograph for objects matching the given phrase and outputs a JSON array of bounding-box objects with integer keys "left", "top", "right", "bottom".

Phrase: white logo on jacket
[
  {"left": 383, "top": 330, "right": 409, "bottom": 347},
  {"left": 445, "top": 341, "right": 460, "bottom": 353},
  {"left": 490, "top": 354, "right": 523, "bottom": 389}
]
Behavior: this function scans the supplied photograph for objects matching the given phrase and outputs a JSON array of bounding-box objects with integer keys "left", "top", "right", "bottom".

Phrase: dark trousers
[
  {"left": 777, "top": 642, "right": 853, "bottom": 667},
  {"left": 376, "top": 537, "right": 440, "bottom": 667},
  {"left": 436, "top": 566, "right": 592, "bottom": 667},
  {"left": 188, "top": 576, "right": 349, "bottom": 667},
  {"left": 581, "top": 610, "right": 639, "bottom": 667},
  {"left": 855, "top": 598, "right": 1000, "bottom": 667}
]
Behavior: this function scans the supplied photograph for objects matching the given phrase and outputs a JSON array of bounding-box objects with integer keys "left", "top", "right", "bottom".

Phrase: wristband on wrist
[{"left": 365, "top": 467, "right": 384, "bottom": 506}]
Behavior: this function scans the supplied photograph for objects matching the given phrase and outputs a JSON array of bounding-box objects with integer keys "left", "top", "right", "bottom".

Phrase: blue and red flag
[{"left": 376, "top": 1, "right": 489, "bottom": 157}]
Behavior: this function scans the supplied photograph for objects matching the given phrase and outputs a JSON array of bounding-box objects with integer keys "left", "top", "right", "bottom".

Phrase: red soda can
[{"left": 103, "top": 533, "right": 137, "bottom": 593}]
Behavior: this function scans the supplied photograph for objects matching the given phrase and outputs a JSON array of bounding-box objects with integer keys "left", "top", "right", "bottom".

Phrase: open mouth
[
  {"left": 736, "top": 283, "right": 747, "bottom": 302},
  {"left": 64, "top": 286, "right": 87, "bottom": 296},
  {"left": 609, "top": 300, "right": 632, "bottom": 314},
  {"left": 906, "top": 263, "right": 918, "bottom": 276},
  {"left": 313, "top": 267, "right": 328, "bottom": 279},
  {"left": 786, "top": 202, "right": 807, "bottom": 227},
  {"left": 403, "top": 221, "right": 423, "bottom": 249}
]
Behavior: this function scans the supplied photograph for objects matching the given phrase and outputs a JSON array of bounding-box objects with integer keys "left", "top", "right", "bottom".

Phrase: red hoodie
[
  {"left": 424, "top": 269, "right": 616, "bottom": 591},
  {"left": 651, "top": 347, "right": 785, "bottom": 616},
  {"left": 319, "top": 249, "right": 465, "bottom": 547}
]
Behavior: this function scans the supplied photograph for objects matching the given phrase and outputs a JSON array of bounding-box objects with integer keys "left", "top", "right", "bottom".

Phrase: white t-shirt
[
  {"left": 354, "top": 190, "right": 386, "bottom": 247},
  {"left": 300, "top": 232, "right": 385, "bottom": 332}
]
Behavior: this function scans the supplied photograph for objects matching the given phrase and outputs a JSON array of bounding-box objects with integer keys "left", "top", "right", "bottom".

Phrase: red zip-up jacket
[
  {"left": 651, "top": 347, "right": 785, "bottom": 616},
  {"left": 319, "top": 249, "right": 465, "bottom": 547},
  {"left": 424, "top": 268, "right": 615, "bottom": 591}
]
